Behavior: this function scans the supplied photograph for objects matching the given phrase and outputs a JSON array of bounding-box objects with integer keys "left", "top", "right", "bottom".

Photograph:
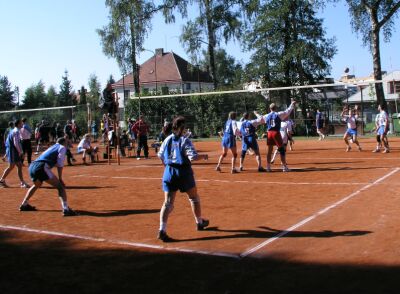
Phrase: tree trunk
[
  {"left": 129, "top": 15, "right": 140, "bottom": 94},
  {"left": 205, "top": 0, "right": 218, "bottom": 89},
  {"left": 371, "top": 19, "right": 386, "bottom": 108}
]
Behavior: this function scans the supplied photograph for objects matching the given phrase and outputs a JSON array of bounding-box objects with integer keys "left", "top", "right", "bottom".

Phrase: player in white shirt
[
  {"left": 77, "top": 134, "right": 98, "bottom": 164},
  {"left": 341, "top": 105, "right": 362, "bottom": 152},
  {"left": 373, "top": 105, "right": 390, "bottom": 153}
]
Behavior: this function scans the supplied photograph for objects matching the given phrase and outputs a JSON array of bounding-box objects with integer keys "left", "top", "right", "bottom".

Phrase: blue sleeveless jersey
[
  {"left": 240, "top": 120, "right": 256, "bottom": 137},
  {"left": 224, "top": 119, "right": 234, "bottom": 137},
  {"left": 265, "top": 112, "right": 281, "bottom": 131},
  {"left": 161, "top": 134, "right": 192, "bottom": 167},
  {"left": 36, "top": 143, "right": 63, "bottom": 168}
]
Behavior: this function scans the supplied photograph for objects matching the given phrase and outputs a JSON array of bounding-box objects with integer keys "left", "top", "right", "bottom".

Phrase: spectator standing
[
  {"left": 132, "top": 115, "right": 150, "bottom": 159},
  {"left": 20, "top": 118, "right": 33, "bottom": 165}
]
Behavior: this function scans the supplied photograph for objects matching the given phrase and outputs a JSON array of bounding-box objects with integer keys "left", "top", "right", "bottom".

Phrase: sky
[{"left": 0, "top": 0, "right": 399, "bottom": 102}]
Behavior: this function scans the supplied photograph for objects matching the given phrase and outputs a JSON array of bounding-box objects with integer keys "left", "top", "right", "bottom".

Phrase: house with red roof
[{"left": 112, "top": 48, "right": 213, "bottom": 108}]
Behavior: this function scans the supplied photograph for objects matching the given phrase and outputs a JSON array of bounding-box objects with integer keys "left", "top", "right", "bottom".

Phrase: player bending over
[
  {"left": 255, "top": 99, "right": 296, "bottom": 172},
  {"left": 341, "top": 105, "right": 362, "bottom": 152},
  {"left": 215, "top": 112, "right": 241, "bottom": 173},
  {"left": 19, "top": 137, "right": 78, "bottom": 216},
  {"left": 157, "top": 116, "right": 209, "bottom": 242}
]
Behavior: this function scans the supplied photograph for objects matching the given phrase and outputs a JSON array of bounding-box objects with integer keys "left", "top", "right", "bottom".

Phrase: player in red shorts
[{"left": 255, "top": 99, "right": 296, "bottom": 172}]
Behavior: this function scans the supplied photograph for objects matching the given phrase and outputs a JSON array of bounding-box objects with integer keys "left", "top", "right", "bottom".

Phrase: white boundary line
[
  {"left": 239, "top": 167, "right": 400, "bottom": 258},
  {"left": 0, "top": 224, "right": 239, "bottom": 259},
  {"left": 70, "top": 174, "right": 369, "bottom": 186}
]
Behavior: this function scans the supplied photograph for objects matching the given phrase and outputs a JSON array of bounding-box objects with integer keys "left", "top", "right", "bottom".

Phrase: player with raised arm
[
  {"left": 239, "top": 112, "right": 265, "bottom": 172},
  {"left": 255, "top": 99, "right": 296, "bottom": 172},
  {"left": 215, "top": 112, "right": 241, "bottom": 174},
  {"left": 157, "top": 116, "right": 209, "bottom": 242},
  {"left": 341, "top": 105, "right": 362, "bottom": 152}
]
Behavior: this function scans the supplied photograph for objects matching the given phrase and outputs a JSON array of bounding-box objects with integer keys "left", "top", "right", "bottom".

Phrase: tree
[
  {"left": 88, "top": 73, "right": 101, "bottom": 107},
  {"left": 59, "top": 70, "right": 73, "bottom": 106},
  {"left": 47, "top": 85, "right": 58, "bottom": 107},
  {"left": 173, "top": 0, "right": 242, "bottom": 89},
  {"left": 97, "top": 0, "right": 156, "bottom": 94},
  {"left": 79, "top": 86, "right": 87, "bottom": 105},
  {"left": 346, "top": 0, "right": 400, "bottom": 107},
  {"left": 21, "top": 81, "right": 50, "bottom": 109},
  {"left": 0, "top": 75, "right": 15, "bottom": 110},
  {"left": 243, "top": 0, "right": 336, "bottom": 115}
]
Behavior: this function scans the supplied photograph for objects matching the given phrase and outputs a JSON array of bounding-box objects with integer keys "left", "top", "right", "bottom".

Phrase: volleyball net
[{"left": 125, "top": 80, "right": 399, "bottom": 138}]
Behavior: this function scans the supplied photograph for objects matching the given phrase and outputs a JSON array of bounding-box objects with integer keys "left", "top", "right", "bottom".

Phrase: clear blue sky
[{"left": 0, "top": 0, "right": 399, "bottom": 102}]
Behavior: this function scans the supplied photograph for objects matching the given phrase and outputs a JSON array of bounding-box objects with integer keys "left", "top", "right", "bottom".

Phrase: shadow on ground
[{"left": 0, "top": 230, "right": 398, "bottom": 294}]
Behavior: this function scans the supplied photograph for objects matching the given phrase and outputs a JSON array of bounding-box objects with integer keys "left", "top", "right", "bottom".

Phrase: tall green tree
[
  {"left": 244, "top": 0, "right": 336, "bottom": 115},
  {"left": 47, "top": 85, "right": 58, "bottom": 107},
  {"left": 21, "top": 81, "right": 50, "bottom": 109},
  {"left": 59, "top": 70, "right": 73, "bottom": 106},
  {"left": 0, "top": 75, "right": 15, "bottom": 110},
  {"left": 79, "top": 86, "right": 87, "bottom": 105},
  {"left": 170, "top": 0, "right": 242, "bottom": 89},
  {"left": 97, "top": 0, "right": 156, "bottom": 94},
  {"left": 88, "top": 73, "right": 101, "bottom": 108},
  {"left": 346, "top": 0, "right": 400, "bottom": 107}
]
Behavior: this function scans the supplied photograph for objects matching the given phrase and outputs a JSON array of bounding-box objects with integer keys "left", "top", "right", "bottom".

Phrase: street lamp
[{"left": 142, "top": 48, "right": 157, "bottom": 93}]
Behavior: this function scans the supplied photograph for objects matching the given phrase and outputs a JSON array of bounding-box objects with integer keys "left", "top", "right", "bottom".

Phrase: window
[
  {"left": 186, "top": 83, "right": 191, "bottom": 90},
  {"left": 124, "top": 90, "right": 130, "bottom": 99},
  {"left": 388, "top": 81, "right": 400, "bottom": 94}
]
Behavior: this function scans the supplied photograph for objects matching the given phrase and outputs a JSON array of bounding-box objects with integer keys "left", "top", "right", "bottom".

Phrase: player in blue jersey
[
  {"left": 255, "top": 99, "right": 296, "bottom": 172},
  {"left": 157, "top": 116, "right": 209, "bottom": 242},
  {"left": 0, "top": 119, "right": 30, "bottom": 188},
  {"left": 215, "top": 112, "right": 240, "bottom": 174},
  {"left": 239, "top": 112, "right": 265, "bottom": 172},
  {"left": 18, "top": 137, "right": 78, "bottom": 216}
]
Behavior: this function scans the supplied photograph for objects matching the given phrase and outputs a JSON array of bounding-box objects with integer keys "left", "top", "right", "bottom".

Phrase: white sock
[
  {"left": 159, "top": 222, "right": 167, "bottom": 232},
  {"left": 61, "top": 201, "right": 68, "bottom": 210}
]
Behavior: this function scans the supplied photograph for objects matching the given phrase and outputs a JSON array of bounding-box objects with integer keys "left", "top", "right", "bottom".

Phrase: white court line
[
  {"left": 0, "top": 225, "right": 239, "bottom": 259},
  {"left": 70, "top": 174, "right": 369, "bottom": 186},
  {"left": 239, "top": 167, "right": 400, "bottom": 258}
]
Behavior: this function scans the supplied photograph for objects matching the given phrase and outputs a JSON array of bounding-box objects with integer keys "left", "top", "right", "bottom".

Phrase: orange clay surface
[{"left": 1, "top": 137, "right": 400, "bottom": 263}]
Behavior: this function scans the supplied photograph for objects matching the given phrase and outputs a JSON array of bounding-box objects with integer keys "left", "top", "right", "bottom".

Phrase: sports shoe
[
  {"left": 20, "top": 182, "right": 30, "bottom": 188},
  {"left": 19, "top": 203, "right": 37, "bottom": 211},
  {"left": 372, "top": 148, "right": 380, "bottom": 153},
  {"left": 0, "top": 180, "right": 8, "bottom": 188},
  {"left": 382, "top": 149, "right": 390, "bottom": 153},
  {"left": 196, "top": 219, "right": 210, "bottom": 231},
  {"left": 231, "top": 168, "right": 238, "bottom": 174},
  {"left": 215, "top": 166, "right": 221, "bottom": 172},
  {"left": 346, "top": 146, "right": 351, "bottom": 152},
  {"left": 157, "top": 230, "right": 173, "bottom": 242},
  {"left": 239, "top": 166, "right": 244, "bottom": 171},
  {"left": 258, "top": 167, "right": 266, "bottom": 172},
  {"left": 63, "top": 208, "right": 78, "bottom": 217},
  {"left": 265, "top": 166, "right": 272, "bottom": 172},
  {"left": 358, "top": 146, "right": 362, "bottom": 152},
  {"left": 282, "top": 166, "right": 290, "bottom": 172}
]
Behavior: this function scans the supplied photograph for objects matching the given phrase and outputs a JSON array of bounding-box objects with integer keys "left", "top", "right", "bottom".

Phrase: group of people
[{"left": 216, "top": 99, "right": 297, "bottom": 173}]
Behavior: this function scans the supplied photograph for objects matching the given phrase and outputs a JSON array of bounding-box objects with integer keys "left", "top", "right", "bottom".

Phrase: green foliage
[
  {"left": 59, "top": 70, "right": 73, "bottom": 106},
  {"left": 0, "top": 75, "right": 15, "bottom": 110},
  {"left": 21, "top": 81, "right": 52, "bottom": 109}
]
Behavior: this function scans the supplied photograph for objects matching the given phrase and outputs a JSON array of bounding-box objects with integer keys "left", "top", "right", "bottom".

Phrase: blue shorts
[
  {"left": 377, "top": 126, "right": 386, "bottom": 136},
  {"left": 346, "top": 128, "right": 357, "bottom": 136},
  {"left": 162, "top": 165, "right": 196, "bottom": 193},
  {"left": 222, "top": 135, "right": 236, "bottom": 148},
  {"left": 242, "top": 136, "right": 259, "bottom": 152},
  {"left": 29, "top": 161, "right": 49, "bottom": 182}
]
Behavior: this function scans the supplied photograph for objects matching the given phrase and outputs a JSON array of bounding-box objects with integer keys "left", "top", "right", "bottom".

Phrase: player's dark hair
[
  {"left": 14, "top": 119, "right": 22, "bottom": 127},
  {"left": 242, "top": 112, "right": 249, "bottom": 120},
  {"left": 8, "top": 121, "right": 14, "bottom": 128},
  {"left": 172, "top": 116, "right": 185, "bottom": 133},
  {"left": 228, "top": 112, "right": 236, "bottom": 120},
  {"left": 57, "top": 137, "right": 66, "bottom": 145}
]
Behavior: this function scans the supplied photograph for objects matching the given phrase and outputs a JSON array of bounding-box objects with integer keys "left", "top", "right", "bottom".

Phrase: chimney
[{"left": 155, "top": 48, "right": 164, "bottom": 56}]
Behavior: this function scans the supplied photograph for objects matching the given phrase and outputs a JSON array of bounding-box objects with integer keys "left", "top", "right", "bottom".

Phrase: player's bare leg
[
  {"left": 186, "top": 187, "right": 209, "bottom": 230},
  {"left": 343, "top": 133, "right": 351, "bottom": 152}
]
